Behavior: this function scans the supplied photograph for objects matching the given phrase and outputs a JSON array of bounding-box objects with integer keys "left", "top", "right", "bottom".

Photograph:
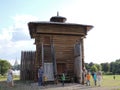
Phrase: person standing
[
  {"left": 61, "top": 73, "right": 65, "bottom": 86},
  {"left": 82, "top": 68, "right": 87, "bottom": 85},
  {"left": 93, "top": 72, "right": 97, "bottom": 86},
  {"left": 38, "top": 66, "right": 44, "bottom": 86},
  {"left": 7, "top": 67, "right": 14, "bottom": 87},
  {"left": 113, "top": 75, "right": 115, "bottom": 80},
  {"left": 86, "top": 72, "right": 91, "bottom": 86},
  {"left": 43, "top": 75, "right": 48, "bottom": 86},
  {"left": 54, "top": 75, "right": 58, "bottom": 84},
  {"left": 97, "top": 71, "right": 102, "bottom": 86},
  {"left": 91, "top": 71, "right": 94, "bottom": 79}
]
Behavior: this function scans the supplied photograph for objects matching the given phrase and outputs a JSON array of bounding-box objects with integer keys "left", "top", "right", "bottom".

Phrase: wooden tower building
[{"left": 21, "top": 14, "right": 93, "bottom": 83}]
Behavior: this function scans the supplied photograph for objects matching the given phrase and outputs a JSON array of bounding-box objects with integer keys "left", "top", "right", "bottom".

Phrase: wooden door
[
  {"left": 57, "top": 63, "right": 66, "bottom": 74},
  {"left": 44, "top": 63, "right": 54, "bottom": 81}
]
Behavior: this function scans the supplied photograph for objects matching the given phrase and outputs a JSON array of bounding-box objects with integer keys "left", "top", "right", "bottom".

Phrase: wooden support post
[
  {"left": 81, "top": 39, "right": 85, "bottom": 85},
  {"left": 79, "top": 40, "right": 82, "bottom": 83},
  {"left": 41, "top": 42, "right": 44, "bottom": 69},
  {"left": 51, "top": 42, "right": 57, "bottom": 76},
  {"left": 74, "top": 39, "right": 83, "bottom": 84}
]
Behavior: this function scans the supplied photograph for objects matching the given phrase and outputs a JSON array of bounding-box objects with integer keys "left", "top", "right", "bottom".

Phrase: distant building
[
  {"left": 14, "top": 59, "right": 19, "bottom": 66},
  {"left": 13, "top": 59, "right": 19, "bottom": 70}
]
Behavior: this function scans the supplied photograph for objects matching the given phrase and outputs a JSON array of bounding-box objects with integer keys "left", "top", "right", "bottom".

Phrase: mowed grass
[
  {"left": 0, "top": 75, "right": 20, "bottom": 81},
  {"left": 0, "top": 75, "right": 120, "bottom": 90},
  {"left": 90, "top": 75, "right": 120, "bottom": 87},
  {"left": 0, "top": 75, "right": 120, "bottom": 87}
]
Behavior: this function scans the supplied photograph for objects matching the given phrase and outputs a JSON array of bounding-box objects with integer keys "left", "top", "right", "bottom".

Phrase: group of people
[
  {"left": 6, "top": 66, "right": 102, "bottom": 87},
  {"left": 38, "top": 66, "right": 103, "bottom": 87},
  {"left": 86, "top": 71, "right": 103, "bottom": 86},
  {"left": 38, "top": 66, "right": 66, "bottom": 86},
  {"left": 6, "top": 66, "right": 46, "bottom": 87}
]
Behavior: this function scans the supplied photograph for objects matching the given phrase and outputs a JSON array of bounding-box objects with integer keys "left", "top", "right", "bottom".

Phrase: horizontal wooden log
[{"left": 36, "top": 24, "right": 86, "bottom": 36}]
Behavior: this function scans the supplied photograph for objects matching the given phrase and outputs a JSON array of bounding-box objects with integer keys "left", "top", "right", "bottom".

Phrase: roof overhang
[{"left": 28, "top": 22, "right": 93, "bottom": 38}]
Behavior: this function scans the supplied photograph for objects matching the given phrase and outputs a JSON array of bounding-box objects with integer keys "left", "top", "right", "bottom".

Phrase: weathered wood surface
[
  {"left": 36, "top": 25, "right": 86, "bottom": 36},
  {"left": 20, "top": 51, "right": 35, "bottom": 81},
  {"left": 35, "top": 35, "right": 82, "bottom": 74},
  {"left": 25, "top": 18, "right": 93, "bottom": 82},
  {"left": 28, "top": 22, "right": 93, "bottom": 38}
]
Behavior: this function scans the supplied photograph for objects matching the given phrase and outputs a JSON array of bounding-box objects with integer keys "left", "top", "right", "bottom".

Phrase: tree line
[
  {"left": 85, "top": 59, "right": 120, "bottom": 75},
  {"left": 0, "top": 58, "right": 120, "bottom": 75}
]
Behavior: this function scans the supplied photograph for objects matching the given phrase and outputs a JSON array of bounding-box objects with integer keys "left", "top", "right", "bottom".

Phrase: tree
[
  {"left": 110, "top": 59, "right": 120, "bottom": 74},
  {"left": 0, "top": 59, "right": 11, "bottom": 75},
  {"left": 89, "top": 62, "right": 94, "bottom": 67},
  {"left": 85, "top": 58, "right": 120, "bottom": 74},
  {"left": 95, "top": 64, "right": 102, "bottom": 71},
  {"left": 91, "top": 65, "right": 98, "bottom": 72},
  {"left": 101, "top": 63, "right": 110, "bottom": 72},
  {"left": 85, "top": 63, "right": 90, "bottom": 70}
]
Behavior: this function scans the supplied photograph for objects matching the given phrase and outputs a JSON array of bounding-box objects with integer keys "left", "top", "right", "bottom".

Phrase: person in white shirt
[
  {"left": 7, "top": 67, "right": 14, "bottom": 87},
  {"left": 97, "top": 71, "right": 102, "bottom": 86}
]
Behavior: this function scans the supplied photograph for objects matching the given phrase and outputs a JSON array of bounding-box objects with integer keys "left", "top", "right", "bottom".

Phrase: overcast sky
[{"left": 0, "top": 0, "right": 120, "bottom": 65}]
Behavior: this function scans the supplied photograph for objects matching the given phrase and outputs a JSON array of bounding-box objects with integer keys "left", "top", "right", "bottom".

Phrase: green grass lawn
[
  {"left": 0, "top": 75, "right": 120, "bottom": 87},
  {"left": 0, "top": 75, "right": 120, "bottom": 90},
  {"left": 90, "top": 75, "right": 120, "bottom": 87},
  {"left": 0, "top": 75, "right": 20, "bottom": 81}
]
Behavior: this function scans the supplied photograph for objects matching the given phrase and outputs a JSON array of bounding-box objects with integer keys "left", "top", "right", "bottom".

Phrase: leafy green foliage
[
  {"left": 101, "top": 63, "right": 110, "bottom": 72},
  {"left": 0, "top": 59, "right": 11, "bottom": 75},
  {"left": 85, "top": 59, "right": 120, "bottom": 75},
  {"left": 85, "top": 62, "right": 102, "bottom": 72},
  {"left": 95, "top": 64, "right": 102, "bottom": 71},
  {"left": 91, "top": 65, "right": 98, "bottom": 72}
]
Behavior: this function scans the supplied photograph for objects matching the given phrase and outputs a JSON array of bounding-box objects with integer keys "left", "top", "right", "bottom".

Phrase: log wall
[
  {"left": 53, "top": 35, "right": 82, "bottom": 74},
  {"left": 36, "top": 34, "right": 83, "bottom": 75},
  {"left": 37, "top": 24, "right": 86, "bottom": 36}
]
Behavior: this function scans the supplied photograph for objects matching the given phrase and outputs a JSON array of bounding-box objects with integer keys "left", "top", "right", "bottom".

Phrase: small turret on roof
[{"left": 50, "top": 12, "right": 67, "bottom": 22}]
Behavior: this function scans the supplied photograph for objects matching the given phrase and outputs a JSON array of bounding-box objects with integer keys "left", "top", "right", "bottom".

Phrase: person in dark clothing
[
  {"left": 38, "top": 66, "right": 44, "bottom": 86},
  {"left": 91, "top": 72, "right": 94, "bottom": 78},
  {"left": 113, "top": 75, "right": 115, "bottom": 80}
]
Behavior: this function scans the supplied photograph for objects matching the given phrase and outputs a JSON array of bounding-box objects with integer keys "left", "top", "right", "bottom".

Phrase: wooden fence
[{"left": 20, "top": 51, "right": 36, "bottom": 81}]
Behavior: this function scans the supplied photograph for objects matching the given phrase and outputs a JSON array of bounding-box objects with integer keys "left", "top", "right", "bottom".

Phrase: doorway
[
  {"left": 44, "top": 63, "right": 54, "bottom": 81},
  {"left": 57, "top": 63, "right": 66, "bottom": 74}
]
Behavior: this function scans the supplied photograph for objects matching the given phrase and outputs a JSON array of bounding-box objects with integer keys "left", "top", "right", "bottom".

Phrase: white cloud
[
  {"left": 0, "top": 14, "right": 37, "bottom": 64},
  {"left": 11, "top": 14, "right": 40, "bottom": 41},
  {"left": 0, "top": 27, "right": 12, "bottom": 41}
]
